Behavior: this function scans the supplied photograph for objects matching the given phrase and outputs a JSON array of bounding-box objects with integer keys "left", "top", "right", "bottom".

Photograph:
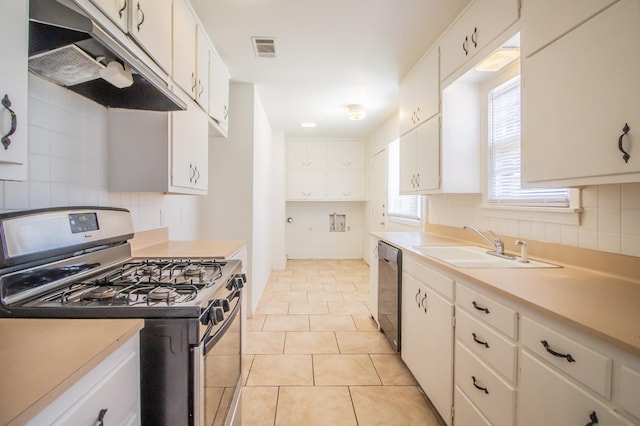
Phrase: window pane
[
  {"left": 488, "top": 76, "right": 569, "bottom": 206},
  {"left": 387, "top": 139, "right": 421, "bottom": 221}
]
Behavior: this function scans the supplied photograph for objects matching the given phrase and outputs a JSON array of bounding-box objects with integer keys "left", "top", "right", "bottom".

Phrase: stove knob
[{"left": 212, "top": 306, "right": 224, "bottom": 323}]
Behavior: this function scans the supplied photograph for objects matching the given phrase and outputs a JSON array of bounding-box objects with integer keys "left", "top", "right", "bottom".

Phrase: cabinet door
[
  {"left": 196, "top": 27, "right": 210, "bottom": 110},
  {"left": 518, "top": 350, "right": 634, "bottom": 426},
  {"left": 399, "top": 47, "right": 440, "bottom": 135},
  {"left": 129, "top": 0, "right": 172, "bottom": 73},
  {"left": 522, "top": 0, "right": 640, "bottom": 186},
  {"left": 172, "top": 0, "right": 197, "bottom": 97},
  {"left": 440, "top": 0, "right": 519, "bottom": 81},
  {"left": 401, "top": 274, "right": 454, "bottom": 423},
  {"left": 209, "top": 50, "right": 230, "bottom": 126},
  {"left": 415, "top": 116, "right": 440, "bottom": 192},
  {"left": 172, "top": 102, "right": 208, "bottom": 191},
  {"left": 521, "top": 0, "right": 618, "bottom": 57},
  {"left": 90, "top": 0, "right": 128, "bottom": 30},
  {"left": 287, "top": 170, "right": 327, "bottom": 200},
  {"left": 0, "top": 0, "right": 28, "bottom": 181},
  {"left": 288, "top": 141, "right": 327, "bottom": 169},
  {"left": 399, "top": 130, "right": 417, "bottom": 194},
  {"left": 327, "top": 170, "right": 366, "bottom": 200},
  {"left": 327, "top": 140, "right": 365, "bottom": 169}
]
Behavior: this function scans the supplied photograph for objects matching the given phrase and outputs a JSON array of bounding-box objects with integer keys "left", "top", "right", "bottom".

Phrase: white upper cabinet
[
  {"left": 399, "top": 116, "right": 440, "bottom": 194},
  {"left": 172, "top": 0, "right": 197, "bottom": 98},
  {"left": 108, "top": 94, "right": 209, "bottom": 194},
  {"left": 440, "top": 0, "right": 520, "bottom": 82},
  {"left": 90, "top": 0, "right": 129, "bottom": 30},
  {"left": 128, "top": 0, "right": 173, "bottom": 73},
  {"left": 288, "top": 140, "right": 327, "bottom": 169},
  {"left": 399, "top": 47, "right": 440, "bottom": 136},
  {"left": 0, "top": 0, "right": 28, "bottom": 181},
  {"left": 521, "top": 0, "right": 618, "bottom": 57},
  {"left": 209, "top": 50, "right": 230, "bottom": 131},
  {"left": 327, "top": 140, "right": 365, "bottom": 169},
  {"left": 521, "top": 0, "right": 640, "bottom": 187},
  {"left": 196, "top": 26, "right": 210, "bottom": 111}
]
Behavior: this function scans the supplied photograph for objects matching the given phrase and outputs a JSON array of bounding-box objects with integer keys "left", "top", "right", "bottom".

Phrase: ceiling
[{"left": 190, "top": 0, "right": 471, "bottom": 139}]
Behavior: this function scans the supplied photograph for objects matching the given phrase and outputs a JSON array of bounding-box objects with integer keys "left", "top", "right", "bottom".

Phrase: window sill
[
  {"left": 388, "top": 216, "right": 423, "bottom": 228},
  {"left": 481, "top": 205, "right": 582, "bottom": 226}
]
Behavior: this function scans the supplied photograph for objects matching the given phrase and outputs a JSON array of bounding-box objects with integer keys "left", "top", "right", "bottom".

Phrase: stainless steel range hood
[{"left": 29, "top": 0, "right": 186, "bottom": 111}]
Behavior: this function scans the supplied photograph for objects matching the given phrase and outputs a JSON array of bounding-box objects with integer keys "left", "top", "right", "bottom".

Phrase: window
[
  {"left": 387, "top": 139, "right": 422, "bottom": 222},
  {"left": 487, "top": 74, "right": 569, "bottom": 207}
]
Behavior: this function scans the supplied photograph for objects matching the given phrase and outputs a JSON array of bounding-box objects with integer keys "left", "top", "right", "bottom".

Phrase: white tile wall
[
  {"left": 427, "top": 183, "right": 640, "bottom": 257},
  {"left": 0, "top": 75, "right": 201, "bottom": 240}
]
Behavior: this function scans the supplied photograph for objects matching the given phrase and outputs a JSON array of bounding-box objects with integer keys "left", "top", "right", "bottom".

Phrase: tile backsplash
[
  {"left": 427, "top": 184, "right": 640, "bottom": 257},
  {"left": 0, "top": 75, "right": 200, "bottom": 240}
]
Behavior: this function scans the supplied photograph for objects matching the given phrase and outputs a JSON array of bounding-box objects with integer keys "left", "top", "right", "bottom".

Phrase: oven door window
[{"left": 203, "top": 293, "right": 241, "bottom": 425}]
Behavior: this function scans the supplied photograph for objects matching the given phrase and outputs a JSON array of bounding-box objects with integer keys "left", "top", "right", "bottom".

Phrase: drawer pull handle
[
  {"left": 2, "top": 94, "right": 17, "bottom": 150},
  {"left": 586, "top": 411, "right": 599, "bottom": 426},
  {"left": 618, "top": 123, "right": 631, "bottom": 163},
  {"left": 472, "top": 332, "right": 489, "bottom": 348},
  {"left": 472, "top": 301, "right": 490, "bottom": 314},
  {"left": 94, "top": 408, "right": 108, "bottom": 426},
  {"left": 541, "top": 340, "right": 576, "bottom": 363},
  {"left": 472, "top": 376, "right": 489, "bottom": 394},
  {"left": 415, "top": 288, "right": 421, "bottom": 306},
  {"left": 421, "top": 293, "right": 428, "bottom": 312}
]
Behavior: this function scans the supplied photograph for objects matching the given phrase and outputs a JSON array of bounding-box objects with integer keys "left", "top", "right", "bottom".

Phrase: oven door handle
[{"left": 203, "top": 290, "right": 242, "bottom": 354}]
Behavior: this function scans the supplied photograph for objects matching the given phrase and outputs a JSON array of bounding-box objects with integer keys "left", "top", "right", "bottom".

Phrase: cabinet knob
[
  {"left": 585, "top": 411, "right": 599, "bottom": 426},
  {"left": 472, "top": 332, "right": 490, "bottom": 348},
  {"left": 472, "top": 376, "right": 489, "bottom": 394},
  {"left": 1, "top": 94, "right": 17, "bottom": 150},
  {"left": 463, "top": 36, "right": 469, "bottom": 56},
  {"left": 471, "top": 27, "right": 478, "bottom": 48},
  {"left": 472, "top": 300, "right": 490, "bottom": 314}
]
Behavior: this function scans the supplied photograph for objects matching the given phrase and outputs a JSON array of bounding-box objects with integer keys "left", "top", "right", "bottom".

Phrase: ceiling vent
[{"left": 252, "top": 37, "right": 276, "bottom": 58}]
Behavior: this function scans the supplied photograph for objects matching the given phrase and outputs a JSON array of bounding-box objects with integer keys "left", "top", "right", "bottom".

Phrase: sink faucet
[{"left": 462, "top": 225, "right": 515, "bottom": 260}]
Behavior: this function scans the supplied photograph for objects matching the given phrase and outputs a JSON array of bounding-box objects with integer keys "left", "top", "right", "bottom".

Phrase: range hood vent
[
  {"left": 28, "top": 0, "right": 186, "bottom": 111},
  {"left": 252, "top": 37, "right": 276, "bottom": 58}
]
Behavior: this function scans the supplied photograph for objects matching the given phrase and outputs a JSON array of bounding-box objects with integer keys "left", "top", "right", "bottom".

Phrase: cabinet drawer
[
  {"left": 455, "top": 342, "right": 516, "bottom": 426},
  {"left": 456, "top": 308, "right": 517, "bottom": 382},
  {"left": 620, "top": 365, "right": 640, "bottom": 419},
  {"left": 520, "top": 316, "right": 612, "bottom": 398},
  {"left": 403, "top": 255, "right": 454, "bottom": 300},
  {"left": 455, "top": 283, "right": 517, "bottom": 339},
  {"left": 521, "top": 0, "right": 619, "bottom": 57},
  {"left": 518, "top": 350, "right": 634, "bottom": 426},
  {"left": 454, "top": 386, "right": 491, "bottom": 426}
]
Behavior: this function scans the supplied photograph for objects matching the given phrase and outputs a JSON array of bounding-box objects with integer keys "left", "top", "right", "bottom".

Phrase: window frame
[{"left": 480, "top": 60, "right": 581, "bottom": 224}]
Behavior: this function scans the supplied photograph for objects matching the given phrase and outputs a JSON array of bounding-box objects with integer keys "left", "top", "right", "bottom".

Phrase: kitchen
[{"left": 0, "top": 0, "right": 639, "bottom": 425}]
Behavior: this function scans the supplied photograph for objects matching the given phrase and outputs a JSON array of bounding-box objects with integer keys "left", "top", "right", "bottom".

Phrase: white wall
[
  {"left": 428, "top": 185, "right": 640, "bottom": 257},
  {"left": 2, "top": 75, "right": 200, "bottom": 239},
  {"left": 286, "top": 201, "right": 366, "bottom": 259},
  {"left": 270, "top": 131, "right": 287, "bottom": 270},
  {"left": 200, "top": 82, "right": 283, "bottom": 314}
]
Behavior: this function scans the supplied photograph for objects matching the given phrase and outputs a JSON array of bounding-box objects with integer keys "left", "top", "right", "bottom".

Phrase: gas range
[{"left": 0, "top": 207, "right": 245, "bottom": 425}]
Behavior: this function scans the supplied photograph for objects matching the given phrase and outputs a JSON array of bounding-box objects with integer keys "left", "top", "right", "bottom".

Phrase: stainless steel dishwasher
[{"left": 377, "top": 241, "right": 402, "bottom": 352}]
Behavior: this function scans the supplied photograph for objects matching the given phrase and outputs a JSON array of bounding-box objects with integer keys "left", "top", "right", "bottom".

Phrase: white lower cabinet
[
  {"left": 455, "top": 342, "right": 516, "bottom": 426},
  {"left": 454, "top": 386, "right": 491, "bottom": 425},
  {"left": 518, "top": 350, "right": 634, "bottom": 426},
  {"left": 28, "top": 334, "right": 141, "bottom": 425},
  {"left": 401, "top": 257, "right": 454, "bottom": 424}
]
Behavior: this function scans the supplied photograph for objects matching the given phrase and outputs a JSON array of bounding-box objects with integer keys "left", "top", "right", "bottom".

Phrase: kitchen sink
[{"left": 408, "top": 245, "right": 560, "bottom": 269}]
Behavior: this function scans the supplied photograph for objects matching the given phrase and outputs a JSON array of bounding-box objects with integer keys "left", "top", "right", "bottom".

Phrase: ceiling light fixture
[
  {"left": 475, "top": 48, "right": 520, "bottom": 72},
  {"left": 301, "top": 122, "right": 316, "bottom": 128},
  {"left": 347, "top": 104, "right": 366, "bottom": 121}
]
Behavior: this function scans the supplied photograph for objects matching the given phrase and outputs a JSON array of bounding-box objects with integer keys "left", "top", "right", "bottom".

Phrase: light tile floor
[{"left": 241, "top": 259, "right": 443, "bottom": 426}]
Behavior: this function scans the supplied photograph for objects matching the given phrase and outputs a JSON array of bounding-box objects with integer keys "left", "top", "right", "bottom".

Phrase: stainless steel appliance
[
  {"left": 377, "top": 241, "right": 401, "bottom": 352},
  {"left": 0, "top": 207, "right": 244, "bottom": 426}
]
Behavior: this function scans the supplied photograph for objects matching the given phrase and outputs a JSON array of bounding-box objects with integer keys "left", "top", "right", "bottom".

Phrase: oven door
[{"left": 194, "top": 288, "right": 242, "bottom": 426}]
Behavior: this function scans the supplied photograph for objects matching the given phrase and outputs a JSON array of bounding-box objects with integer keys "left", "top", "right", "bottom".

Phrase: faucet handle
[
  {"left": 515, "top": 240, "right": 529, "bottom": 263},
  {"left": 487, "top": 229, "right": 501, "bottom": 242}
]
